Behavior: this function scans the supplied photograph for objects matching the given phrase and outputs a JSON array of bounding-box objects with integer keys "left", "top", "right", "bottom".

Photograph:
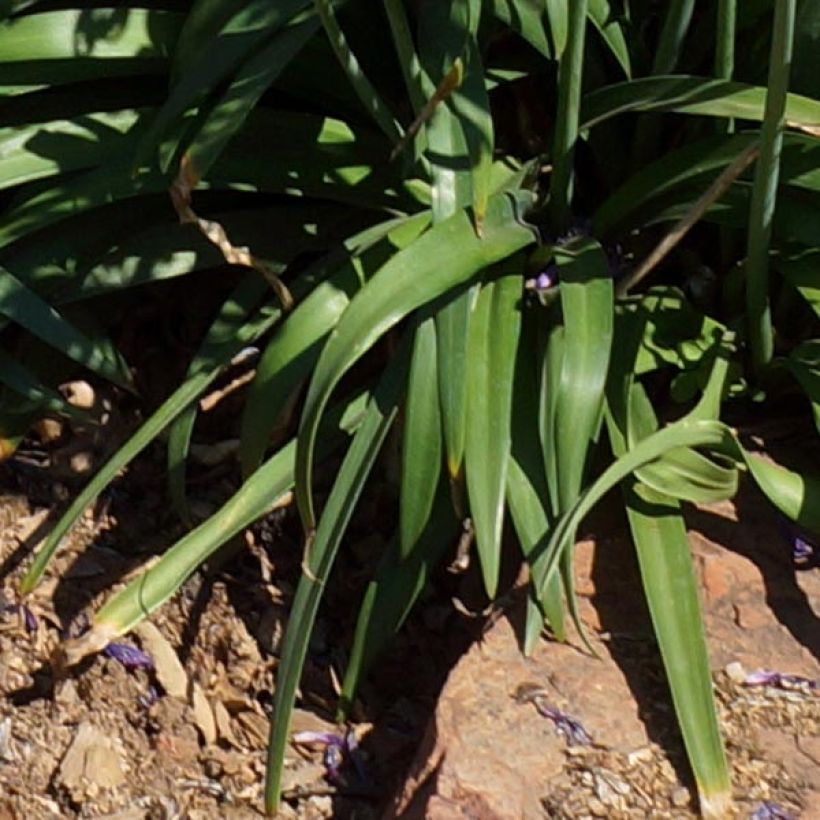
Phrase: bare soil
[{"left": 0, "top": 414, "right": 817, "bottom": 819}]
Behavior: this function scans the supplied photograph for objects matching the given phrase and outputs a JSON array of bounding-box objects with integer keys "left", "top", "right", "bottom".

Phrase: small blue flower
[
  {"left": 750, "top": 801, "right": 796, "bottom": 820},
  {"left": 103, "top": 642, "right": 154, "bottom": 670},
  {"left": 743, "top": 669, "right": 816, "bottom": 692}
]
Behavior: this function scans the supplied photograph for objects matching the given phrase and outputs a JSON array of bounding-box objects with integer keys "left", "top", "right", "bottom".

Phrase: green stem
[
  {"left": 715, "top": 0, "right": 736, "bottom": 133},
  {"left": 715, "top": 0, "right": 736, "bottom": 79},
  {"left": 746, "top": 0, "right": 796, "bottom": 374},
  {"left": 630, "top": 0, "right": 695, "bottom": 171},
  {"left": 548, "top": 0, "right": 588, "bottom": 233}
]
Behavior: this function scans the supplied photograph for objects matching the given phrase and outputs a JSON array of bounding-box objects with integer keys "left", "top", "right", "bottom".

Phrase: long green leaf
[
  {"left": 745, "top": 0, "right": 797, "bottom": 373},
  {"left": 0, "top": 265, "right": 131, "bottom": 388},
  {"left": 0, "top": 9, "right": 181, "bottom": 87},
  {"left": 621, "top": 479, "right": 732, "bottom": 818},
  {"left": 313, "top": 0, "right": 401, "bottom": 145},
  {"left": 465, "top": 269, "right": 522, "bottom": 597},
  {"left": 240, "top": 211, "right": 431, "bottom": 476},
  {"left": 265, "top": 346, "right": 408, "bottom": 815},
  {"left": 135, "top": 0, "right": 312, "bottom": 170},
  {"left": 400, "top": 316, "right": 442, "bottom": 557},
  {"left": 0, "top": 110, "right": 144, "bottom": 191},
  {"left": 295, "top": 190, "right": 537, "bottom": 531},
  {"left": 588, "top": 0, "right": 630, "bottom": 78},
  {"left": 19, "top": 273, "right": 278, "bottom": 594},
  {"left": 581, "top": 76, "right": 820, "bottom": 131},
  {"left": 554, "top": 237, "right": 613, "bottom": 509},
  {"left": 180, "top": 14, "right": 319, "bottom": 181},
  {"left": 549, "top": 0, "right": 588, "bottom": 232},
  {"left": 57, "top": 390, "right": 371, "bottom": 664},
  {"left": 490, "top": 0, "right": 551, "bottom": 58}
]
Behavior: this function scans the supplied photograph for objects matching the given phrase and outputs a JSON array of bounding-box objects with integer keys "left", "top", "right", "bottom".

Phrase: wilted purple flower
[
  {"left": 515, "top": 684, "right": 592, "bottom": 746},
  {"left": 743, "top": 670, "right": 817, "bottom": 693},
  {"left": 750, "top": 801, "right": 796, "bottom": 820},
  {"left": 103, "top": 642, "right": 154, "bottom": 670},
  {"left": 20, "top": 604, "right": 38, "bottom": 633},
  {"left": 292, "top": 728, "right": 368, "bottom": 784},
  {"left": 2, "top": 603, "right": 38, "bottom": 633},
  {"left": 792, "top": 535, "right": 815, "bottom": 566},
  {"left": 535, "top": 265, "right": 559, "bottom": 291},
  {"left": 294, "top": 730, "right": 346, "bottom": 782},
  {"left": 536, "top": 703, "right": 593, "bottom": 746},
  {"left": 138, "top": 686, "right": 160, "bottom": 708}
]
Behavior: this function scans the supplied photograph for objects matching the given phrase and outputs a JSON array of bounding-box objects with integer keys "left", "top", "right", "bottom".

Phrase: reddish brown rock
[{"left": 391, "top": 488, "right": 819, "bottom": 818}]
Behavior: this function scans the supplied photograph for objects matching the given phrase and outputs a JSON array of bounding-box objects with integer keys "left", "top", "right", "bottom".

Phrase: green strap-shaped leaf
[
  {"left": 295, "top": 190, "right": 537, "bottom": 531},
  {"left": 465, "top": 269, "right": 522, "bottom": 597},
  {"left": 0, "top": 265, "right": 131, "bottom": 389},
  {"left": 0, "top": 9, "right": 182, "bottom": 87},
  {"left": 554, "top": 237, "right": 613, "bottom": 509},
  {"left": 621, "top": 479, "right": 732, "bottom": 817},
  {"left": 588, "top": 0, "right": 630, "bottom": 78},
  {"left": 531, "top": 417, "right": 735, "bottom": 601},
  {"left": 745, "top": 0, "right": 797, "bottom": 373},
  {"left": 545, "top": 0, "right": 568, "bottom": 57},
  {"left": 0, "top": 110, "right": 145, "bottom": 191},
  {"left": 549, "top": 0, "right": 588, "bottom": 232},
  {"left": 135, "top": 0, "right": 312, "bottom": 170},
  {"left": 605, "top": 348, "right": 732, "bottom": 816},
  {"left": 507, "top": 455, "right": 565, "bottom": 651},
  {"left": 417, "top": 2, "right": 483, "bottom": 486},
  {"left": 19, "top": 272, "right": 280, "bottom": 594},
  {"left": 180, "top": 14, "right": 319, "bottom": 181},
  {"left": 265, "top": 346, "right": 409, "bottom": 816},
  {"left": 400, "top": 316, "right": 442, "bottom": 558},
  {"left": 58, "top": 390, "right": 370, "bottom": 659},
  {"left": 0, "top": 346, "right": 84, "bottom": 418},
  {"left": 489, "top": 0, "right": 551, "bottom": 58},
  {"left": 240, "top": 211, "right": 431, "bottom": 477},
  {"left": 581, "top": 76, "right": 820, "bottom": 131},
  {"left": 508, "top": 313, "right": 565, "bottom": 650},
  {"left": 313, "top": 0, "right": 402, "bottom": 145}
]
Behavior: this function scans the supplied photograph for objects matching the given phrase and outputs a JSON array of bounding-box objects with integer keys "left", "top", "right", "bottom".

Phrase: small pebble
[
  {"left": 725, "top": 661, "right": 747, "bottom": 683},
  {"left": 626, "top": 745, "right": 654, "bottom": 766},
  {"left": 671, "top": 786, "right": 690, "bottom": 808},
  {"left": 588, "top": 797, "right": 608, "bottom": 817}
]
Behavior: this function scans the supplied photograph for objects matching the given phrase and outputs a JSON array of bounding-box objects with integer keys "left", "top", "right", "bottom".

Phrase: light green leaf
[
  {"left": 400, "top": 316, "right": 442, "bottom": 558},
  {"left": 581, "top": 76, "right": 820, "bottom": 131},
  {"left": 295, "top": 190, "right": 537, "bottom": 531},
  {"left": 0, "top": 265, "right": 131, "bottom": 388},
  {"left": 266, "top": 346, "right": 408, "bottom": 815},
  {"left": 465, "top": 269, "right": 522, "bottom": 597}
]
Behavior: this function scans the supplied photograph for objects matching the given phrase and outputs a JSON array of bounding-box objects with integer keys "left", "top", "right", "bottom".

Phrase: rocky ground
[{"left": 0, "top": 412, "right": 817, "bottom": 819}]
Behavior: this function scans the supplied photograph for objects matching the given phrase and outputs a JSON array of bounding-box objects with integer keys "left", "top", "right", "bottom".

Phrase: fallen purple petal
[
  {"left": 750, "top": 801, "right": 796, "bottom": 820},
  {"left": 792, "top": 535, "right": 815, "bottom": 566},
  {"left": 293, "top": 728, "right": 369, "bottom": 785},
  {"left": 138, "top": 686, "right": 160, "bottom": 708},
  {"left": 535, "top": 703, "right": 594, "bottom": 746},
  {"left": 293, "top": 730, "right": 344, "bottom": 748},
  {"left": 20, "top": 605, "right": 38, "bottom": 633},
  {"left": 323, "top": 742, "right": 344, "bottom": 782},
  {"left": 743, "top": 669, "right": 816, "bottom": 692},
  {"left": 345, "top": 728, "right": 370, "bottom": 785},
  {"left": 103, "top": 642, "right": 154, "bottom": 670}
]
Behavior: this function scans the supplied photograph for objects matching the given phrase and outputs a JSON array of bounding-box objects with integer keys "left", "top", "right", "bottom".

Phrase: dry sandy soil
[{"left": 0, "top": 417, "right": 817, "bottom": 819}]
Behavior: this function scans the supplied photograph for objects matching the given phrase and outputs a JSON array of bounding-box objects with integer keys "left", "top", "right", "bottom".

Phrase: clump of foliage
[{"left": 1, "top": 1, "right": 819, "bottom": 816}]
